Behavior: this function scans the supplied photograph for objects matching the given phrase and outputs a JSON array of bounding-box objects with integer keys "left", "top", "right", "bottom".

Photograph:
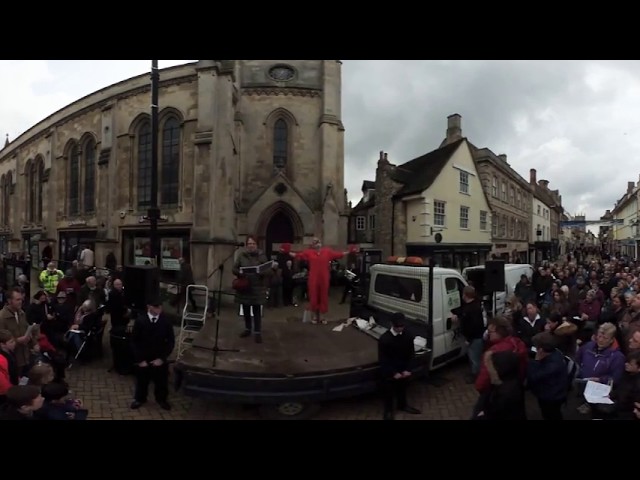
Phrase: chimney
[
  {"left": 378, "top": 150, "right": 389, "bottom": 167},
  {"left": 628, "top": 181, "right": 635, "bottom": 194},
  {"left": 498, "top": 154, "right": 507, "bottom": 163},
  {"left": 530, "top": 168, "right": 537, "bottom": 185},
  {"left": 606, "top": 209, "right": 611, "bottom": 215},
  {"left": 444, "top": 113, "right": 462, "bottom": 145},
  {"left": 539, "top": 180, "right": 549, "bottom": 189}
]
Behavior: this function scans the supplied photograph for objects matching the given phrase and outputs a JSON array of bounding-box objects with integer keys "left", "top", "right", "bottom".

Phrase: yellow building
[
  {"left": 374, "top": 136, "right": 492, "bottom": 270},
  {"left": 611, "top": 181, "right": 639, "bottom": 257}
]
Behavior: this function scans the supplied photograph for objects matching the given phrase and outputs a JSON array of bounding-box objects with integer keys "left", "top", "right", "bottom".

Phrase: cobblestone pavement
[{"left": 64, "top": 289, "right": 584, "bottom": 420}]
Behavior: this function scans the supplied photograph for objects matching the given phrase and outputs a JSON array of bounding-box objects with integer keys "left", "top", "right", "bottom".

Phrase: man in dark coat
[
  {"left": 451, "top": 285, "right": 486, "bottom": 383},
  {"left": 130, "top": 298, "right": 175, "bottom": 411},
  {"left": 378, "top": 312, "right": 421, "bottom": 420},
  {"left": 107, "top": 278, "right": 132, "bottom": 375}
]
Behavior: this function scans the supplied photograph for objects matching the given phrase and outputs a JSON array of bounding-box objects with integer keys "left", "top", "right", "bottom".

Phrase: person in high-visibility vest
[{"left": 39, "top": 263, "right": 64, "bottom": 296}]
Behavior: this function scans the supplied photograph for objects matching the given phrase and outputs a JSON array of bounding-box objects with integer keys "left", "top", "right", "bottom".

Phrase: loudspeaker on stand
[{"left": 123, "top": 265, "right": 160, "bottom": 311}]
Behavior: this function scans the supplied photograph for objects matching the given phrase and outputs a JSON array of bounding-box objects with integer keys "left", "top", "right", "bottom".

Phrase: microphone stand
[{"left": 195, "top": 246, "right": 241, "bottom": 368}]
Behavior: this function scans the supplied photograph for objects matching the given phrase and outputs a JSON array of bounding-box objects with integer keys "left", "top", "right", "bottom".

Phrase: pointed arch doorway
[
  {"left": 265, "top": 211, "right": 294, "bottom": 258},
  {"left": 257, "top": 202, "right": 304, "bottom": 258}
]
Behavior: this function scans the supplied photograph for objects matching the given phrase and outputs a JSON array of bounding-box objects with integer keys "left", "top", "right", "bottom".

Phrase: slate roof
[
  {"left": 361, "top": 180, "right": 375, "bottom": 191},
  {"left": 392, "top": 138, "right": 466, "bottom": 197}
]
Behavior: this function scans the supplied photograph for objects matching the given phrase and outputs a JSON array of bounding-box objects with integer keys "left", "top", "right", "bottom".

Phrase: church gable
[{"left": 245, "top": 173, "right": 315, "bottom": 239}]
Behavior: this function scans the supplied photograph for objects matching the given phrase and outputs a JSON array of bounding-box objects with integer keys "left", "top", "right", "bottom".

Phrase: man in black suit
[
  {"left": 107, "top": 279, "right": 132, "bottom": 375},
  {"left": 378, "top": 312, "right": 422, "bottom": 420},
  {"left": 130, "top": 298, "right": 175, "bottom": 411}
]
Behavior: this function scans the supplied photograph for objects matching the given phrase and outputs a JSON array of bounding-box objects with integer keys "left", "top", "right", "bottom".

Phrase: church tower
[{"left": 234, "top": 60, "right": 347, "bottom": 254}]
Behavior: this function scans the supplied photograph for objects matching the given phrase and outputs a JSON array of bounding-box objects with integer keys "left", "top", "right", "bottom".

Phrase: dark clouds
[{"left": 342, "top": 60, "right": 640, "bottom": 219}]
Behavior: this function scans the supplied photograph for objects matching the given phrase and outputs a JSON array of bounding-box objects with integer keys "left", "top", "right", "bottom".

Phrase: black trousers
[
  {"left": 381, "top": 377, "right": 409, "bottom": 414},
  {"left": 282, "top": 280, "right": 294, "bottom": 306},
  {"left": 538, "top": 399, "right": 564, "bottom": 420},
  {"left": 242, "top": 304, "right": 262, "bottom": 334},
  {"left": 134, "top": 363, "right": 169, "bottom": 403}
]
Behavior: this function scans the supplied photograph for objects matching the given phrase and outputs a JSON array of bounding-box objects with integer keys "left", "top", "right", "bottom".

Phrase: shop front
[
  {"left": 58, "top": 230, "right": 98, "bottom": 267},
  {"left": 406, "top": 243, "right": 492, "bottom": 271},
  {"left": 22, "top": 231, "right": 43, "bottom": 273},
  {"left": 491, "top": 242, "right": 529, "bottom": 264},
  {"left": 122, "top": 227, "right": 191, "bottom": 282}
]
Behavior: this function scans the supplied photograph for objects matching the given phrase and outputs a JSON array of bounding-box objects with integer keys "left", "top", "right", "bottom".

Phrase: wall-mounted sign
[
  {"left": 138, "top": 215, "right": 169, "bottom": 224},
  {"left": 69, "top": 219, "right": 87, "bottom": 226},
  {"left": 133, "top": 236, "right": 182, "bottom": 271}
]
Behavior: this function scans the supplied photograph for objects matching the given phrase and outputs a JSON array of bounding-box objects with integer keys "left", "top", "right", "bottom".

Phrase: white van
[
  {"left": 462, "top": 263, "right": 535, "bottom": 315},
  {"left": 365, "top": 261, "right": 469, "bottom": 370}
]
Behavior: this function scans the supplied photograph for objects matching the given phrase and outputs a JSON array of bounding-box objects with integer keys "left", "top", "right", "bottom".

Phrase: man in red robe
[{"left": 290, "top": 238, "right": 357, "bottom": 324}]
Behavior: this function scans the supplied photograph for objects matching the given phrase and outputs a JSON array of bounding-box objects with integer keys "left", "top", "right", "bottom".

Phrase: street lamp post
[{"left": 149, "top": 60, "right": 161, "bottom": 268}]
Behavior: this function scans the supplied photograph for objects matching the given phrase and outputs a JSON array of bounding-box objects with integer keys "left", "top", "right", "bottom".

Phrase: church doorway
[{"left": 265, "top": 211, "right": 294, "bottom": 258}]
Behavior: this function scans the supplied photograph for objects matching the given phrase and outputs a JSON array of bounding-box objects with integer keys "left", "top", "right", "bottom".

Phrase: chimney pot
[
  {"left": 539, "top": 179, "right": 549, "bottom": 189},
  {"left": 384, "top": 153, "right": 388, "bottom": 160},
  {"left": 530, "top": 168, "right": 537, "bottom": 185},
  {"left": 445, "top": 113, "right": 462, "bottom": 145},
  {"left": 498, "top": 154, "right": 507, "bottom": 162},
  {"left": 447, "top": 113, "right": 462, "bottom": 129}
]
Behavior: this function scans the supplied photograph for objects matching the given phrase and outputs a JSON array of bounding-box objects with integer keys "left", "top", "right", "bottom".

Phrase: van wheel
[{"left": 258, "top": 402, "right": 321, "bottom": 420}]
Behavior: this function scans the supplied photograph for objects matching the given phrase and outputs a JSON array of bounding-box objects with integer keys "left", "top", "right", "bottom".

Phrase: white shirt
[{"left": 148, "top": 313, "right": 159, "bottom": 323}]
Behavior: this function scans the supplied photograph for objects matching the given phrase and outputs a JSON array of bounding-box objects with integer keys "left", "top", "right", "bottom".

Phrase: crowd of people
[
  {"left": 0, "top": 248, "right": 136, "bottom": 420},
  {"left": 455, "top": 251, "right": 640, "bottom": 420}
]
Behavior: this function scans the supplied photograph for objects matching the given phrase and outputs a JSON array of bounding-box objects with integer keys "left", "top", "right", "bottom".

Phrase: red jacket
[
  {"left": 38, "top": 333, "right": 56, "bottom": 354},
  {"left": 475, "top": 335, "right": 528, "bottom": 394},
  {"left": 0, "top": 355, "right": 11, "bottom": 395}
]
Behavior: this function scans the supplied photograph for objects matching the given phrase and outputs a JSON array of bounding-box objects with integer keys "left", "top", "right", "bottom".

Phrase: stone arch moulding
[
  {"left": 263, "top": 107, "right": 299, "bottom": 127},
  {"left": 79, "top": 131, "right": 99, "bottom": 150},
  {"left": 63, "top": 138, "right": 79, "bottom": 157},
  {"left": 128, "top": 113, "right": 151, "bottom": 136},
  {"left": 159, "top": 106, "right": 185, "bottom": 125},
  {"left": 255, "top": 201, "right": 304, "bottom": 242}
]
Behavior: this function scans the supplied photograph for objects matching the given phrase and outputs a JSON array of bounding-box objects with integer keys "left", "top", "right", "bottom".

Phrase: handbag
[{"left": 232, "top": 277, "right": 250, "bottom": 292}]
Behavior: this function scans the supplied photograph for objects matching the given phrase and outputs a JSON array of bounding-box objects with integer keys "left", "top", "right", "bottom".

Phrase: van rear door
[{"left": 438, "top": 274, "right": 466, "bottom": 365}]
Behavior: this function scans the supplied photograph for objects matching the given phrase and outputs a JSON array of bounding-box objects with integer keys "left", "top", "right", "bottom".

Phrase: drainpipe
[{"left": 390, "top": 198, "right": 395, "bottom": 256}]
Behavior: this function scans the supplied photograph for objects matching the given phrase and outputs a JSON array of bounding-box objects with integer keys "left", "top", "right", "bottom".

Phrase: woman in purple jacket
[
  {"left": 576, "top": 322, "right": 626, "bottom": 386},
  {"left": 575, "top": 322, "right": 626, "bottom": 415}
]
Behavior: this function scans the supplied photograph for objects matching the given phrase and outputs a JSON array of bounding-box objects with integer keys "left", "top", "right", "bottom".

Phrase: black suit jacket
[
  {"left": 378, "top": 330, "right": 415, "bottom": 379},
  {"left": 106, "top": 289, "right": 128, "bottom": 328},
  {"left": 131, "top": 312, "right": 175, "bottom": 363}
]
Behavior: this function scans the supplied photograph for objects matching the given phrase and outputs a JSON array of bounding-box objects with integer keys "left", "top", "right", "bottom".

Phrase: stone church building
[{"left": 0, "top": 60, "right": 348, "bottom": 287}]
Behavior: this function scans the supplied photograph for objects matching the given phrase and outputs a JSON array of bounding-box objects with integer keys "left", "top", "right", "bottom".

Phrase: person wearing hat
[
  {"left": 0, "top": 385, "right": 44, "bottom": 420},
  {"left": 130, "top": 297, "right": 175, "bottom": 411},
  {"left": 378, "top": 312, "right": 421, "bottom": 420}
]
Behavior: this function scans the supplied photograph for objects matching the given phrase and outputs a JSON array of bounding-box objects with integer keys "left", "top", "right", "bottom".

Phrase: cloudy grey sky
[{"left": 1, "top": 60, "right": 636, "bottom": 221}]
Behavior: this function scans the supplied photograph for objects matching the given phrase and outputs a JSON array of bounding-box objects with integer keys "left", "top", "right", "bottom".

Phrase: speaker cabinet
[
  {"left": 484, "top": 260, "right": 506, "bottom": 292},
  {"left": 123, "top": 265, "right": 160, "bottom": 311}
]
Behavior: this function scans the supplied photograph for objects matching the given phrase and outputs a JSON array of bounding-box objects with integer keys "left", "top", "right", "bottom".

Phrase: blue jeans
[{"left": 467, "top": 338, "right": 484, "bottom": 376}]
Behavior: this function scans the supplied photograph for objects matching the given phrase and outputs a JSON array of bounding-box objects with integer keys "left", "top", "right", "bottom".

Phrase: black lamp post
[{"left": 148, "top": 60, "right": 161, "bottom": 268}]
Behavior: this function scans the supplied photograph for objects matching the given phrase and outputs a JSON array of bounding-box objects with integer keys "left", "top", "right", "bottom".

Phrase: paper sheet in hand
[
  {"left": 25, "top": 323, "right": 36, "bottom": 337},
  {"left": 584, "top": 380, "right": 614, "bottom": 404},
  {"left": 240, "top": 261, "right": 276, "bottom": 275}
]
